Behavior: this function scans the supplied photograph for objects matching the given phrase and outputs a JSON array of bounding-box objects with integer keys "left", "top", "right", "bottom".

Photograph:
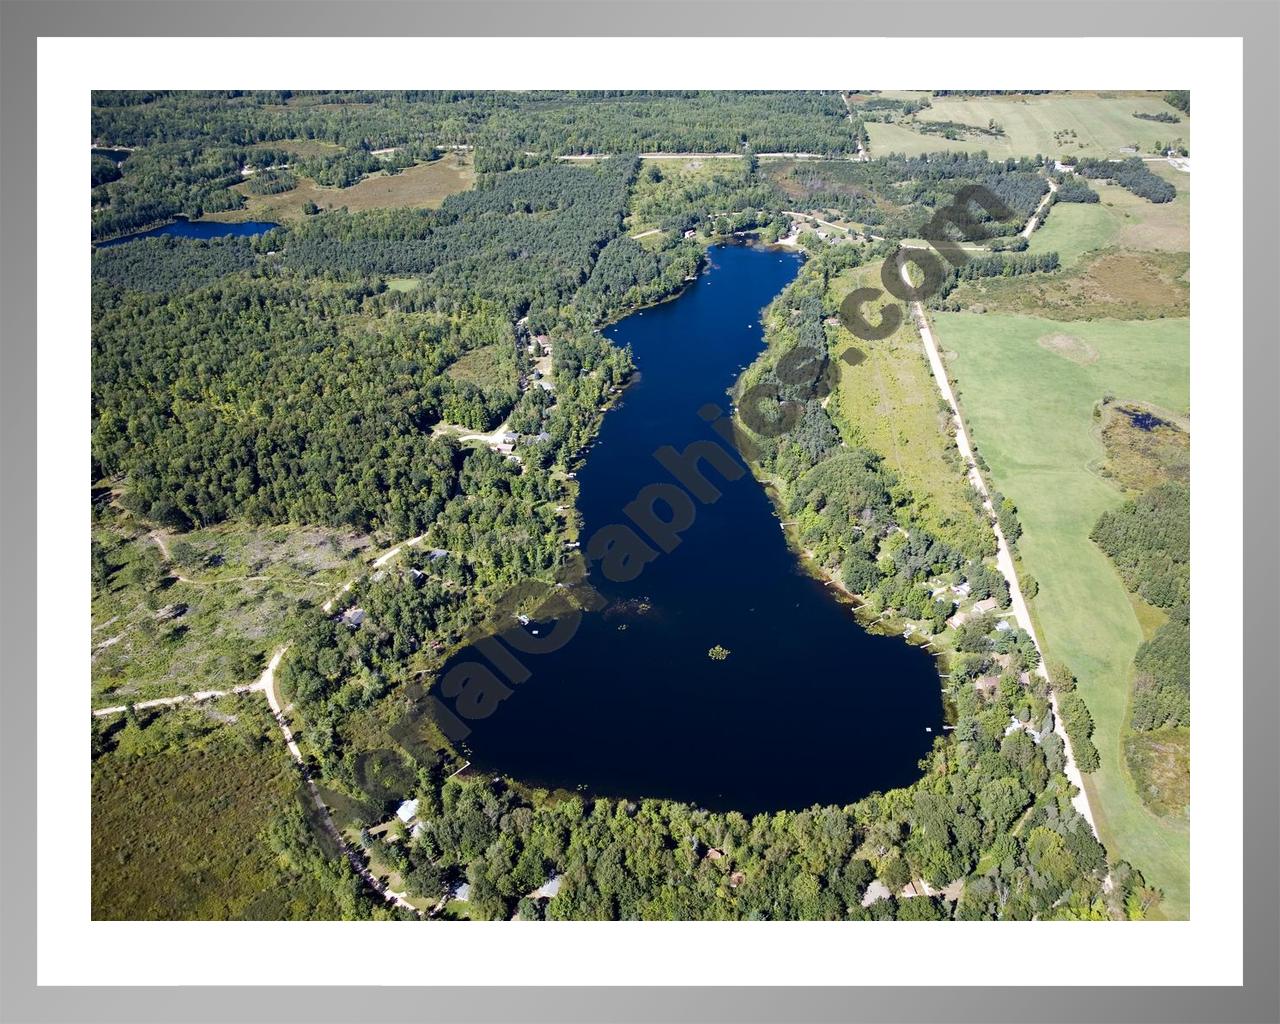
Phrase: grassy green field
[
  {"left": 867, "top": 91, "right": 1191, "bottom": 160},
  {"left": 931, "top": 311, "right": 1190, "bottom": 917},
  {"left": 1029, "top": 166, "right": 1191, "bottom": 268},
  {"left": 446, "top": 343, "right": 513, "bottom": 389},
  {"left": 825, "top": 263, "right": 991, "bottom": 558}
]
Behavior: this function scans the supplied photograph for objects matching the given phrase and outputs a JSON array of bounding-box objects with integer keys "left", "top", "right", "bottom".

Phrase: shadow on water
[{"left": 445, "top": 243, "right": 943, "bottom": 815}]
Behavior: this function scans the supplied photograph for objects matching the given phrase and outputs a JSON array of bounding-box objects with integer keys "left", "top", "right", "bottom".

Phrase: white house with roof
[{"left": 396, "top": 798, "right": 419, "bottom": 824}]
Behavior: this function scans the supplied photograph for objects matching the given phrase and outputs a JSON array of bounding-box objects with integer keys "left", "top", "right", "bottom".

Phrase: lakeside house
[{"left": 975, "top": 674, "right": 1000, "bottom": 694}]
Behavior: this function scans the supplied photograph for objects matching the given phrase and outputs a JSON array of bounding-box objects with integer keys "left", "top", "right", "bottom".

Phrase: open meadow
[
  {"left": 931, "top": 310, "right": 1190, "bottom": 916},
  {"left": 866, "top": 91, "right": 1191, "bottom": 160},
  {"left": 206, "top": 153, "right": 475, "bottom": 224},
  {"left": 1028, "top": 164, "right": 1191, "bottom": 267},
  {"left": 825, "top": 262, "right": 992, "bottom": 559},
  {"left": 92, "top": 696, "right": 354, "bottom": 920}
]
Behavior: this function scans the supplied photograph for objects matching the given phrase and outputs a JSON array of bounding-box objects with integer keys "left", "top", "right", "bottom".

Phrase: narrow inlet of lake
[
  {"left": 446, "top": 242, "right": 943, "bottom": 815},
  {"left": 96, "top": 219, "right": 279, "bottom": 247}
]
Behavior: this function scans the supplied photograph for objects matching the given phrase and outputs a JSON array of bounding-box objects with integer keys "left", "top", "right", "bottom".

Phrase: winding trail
[
  {"left": 840, "top": 92, "right": 869, "bottom": 160},
  {"left": 95, "top": 537, "right": 430, "bottom": 913},
  {"left": 900, "top": 256, "right": 1098, "bottom": 835}
]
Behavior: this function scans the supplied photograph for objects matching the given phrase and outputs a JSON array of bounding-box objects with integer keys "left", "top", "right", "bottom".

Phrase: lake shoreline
[{"left": 443, "top": 242, "right": 944, "bottom": 814}]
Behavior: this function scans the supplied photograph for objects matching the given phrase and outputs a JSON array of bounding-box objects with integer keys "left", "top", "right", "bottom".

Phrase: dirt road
[
  {"left": 1020, "top": 178, "right": 1059, "bottom": 239},
  {"left": 93, "top": 539, "right": 430, "bottom": 913},
  {"left": 901, "top": 256, "right": 1098, "bottom": 834}
]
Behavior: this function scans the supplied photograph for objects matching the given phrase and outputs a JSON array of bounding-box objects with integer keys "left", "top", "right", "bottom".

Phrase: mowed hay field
[
  {"left": 867, "top": 91, "right": 1191, "bottom": 160},
  {"left": 207, "top": 154, "right": 475, "bottom": 224},
  {"left": 826, "top": 263, "right": 991, "bottom": 558},
  {"left": 1028, "top": 164, "right": 1191, "bottom": 267},
  {"left": 932, "top": 311, "right": 1190, "bottom": 917}
]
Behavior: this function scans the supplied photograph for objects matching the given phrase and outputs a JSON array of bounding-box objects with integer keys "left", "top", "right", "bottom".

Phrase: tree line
[
  {"left": 1091, "top": 483, "right": 1190, "bottom": 731},
  {"left": 1070, "top": 157, "right": 1177, "bottom": 203}
]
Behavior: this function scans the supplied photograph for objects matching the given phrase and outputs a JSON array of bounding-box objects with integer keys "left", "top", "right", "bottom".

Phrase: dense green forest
[
  {"left": 1070, "top": 157, "right": 1177, "bottom": 203},
  {"left": 91, "top": 234, "right": 260, "bottom": 293},
  {"left": 91, "top": 91, "right": 856, "bottom": 240},
  {"left": 1091, "top": 483, "right": 1189, "bottom": 610},
  {"left": 92, "top": 159, "right": 642, "bottom": 534},
  {"left": 1092, "top": 484, "right": 1190, "bottom": 731},
  {"left": 381, "top": 736, "right": 1148, "bottom": 921},
  {"left": 1051, "top": 174, "right": 1100, "bottom": 204}
]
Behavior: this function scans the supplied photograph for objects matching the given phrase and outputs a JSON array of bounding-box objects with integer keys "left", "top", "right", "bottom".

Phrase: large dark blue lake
[
  {"left": 451, "top": 242, "right": 943, "bottom": 815},
  {"left": 97, "top": 219, "right": 279, "bottom": 247}
]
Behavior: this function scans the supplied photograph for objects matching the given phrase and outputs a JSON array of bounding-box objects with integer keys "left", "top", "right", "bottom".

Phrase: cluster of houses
[
  {"left": 489, "top": 428, "right": 553, "bottom": 457},
  {"left": 936, "top": 578, "right": 1007, "bottom": 631},
  {"left": 524, "top": 332, "right": 555, "bottom": 394},
  {"left": 378, "top": 795, "right": 563, "bottom": 916}
]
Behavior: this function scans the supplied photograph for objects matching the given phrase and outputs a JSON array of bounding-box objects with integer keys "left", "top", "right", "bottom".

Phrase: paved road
[{"left": 901, "top": 257, "right": 1098, "bottom": 834}]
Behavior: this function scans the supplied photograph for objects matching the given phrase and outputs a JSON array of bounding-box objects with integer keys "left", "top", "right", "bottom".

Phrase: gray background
[{"left": 1, "top": 1, "right": 1276, "bottom": 1021}]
